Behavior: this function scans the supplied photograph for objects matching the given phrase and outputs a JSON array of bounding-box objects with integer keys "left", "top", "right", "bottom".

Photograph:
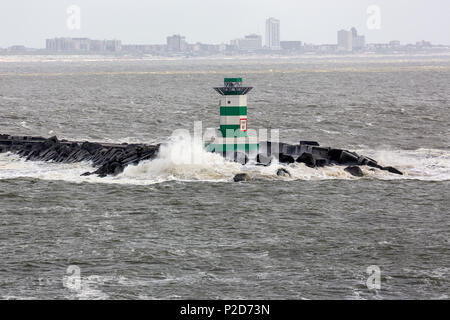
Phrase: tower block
[{"left": 206, "top": 78, "right": 259, "bottom": 156}]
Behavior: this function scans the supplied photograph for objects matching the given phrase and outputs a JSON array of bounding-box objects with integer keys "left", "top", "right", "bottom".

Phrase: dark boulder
[
  {"left": 225, "top": 152, "right": 248, "bottom": 165},
  {"left": 43, "top": 136, "right": 59, "bottom": 149},
  {"left": 278, "top": 153, "right": 295, "bottom": 164},
  {"left": 276, "top": 168, "right": 291, "bottom": 177},
  {"left": 345, "top": 165, "right": 364, "bottom": 177},
  {"left": 235, "top": 152, "right": 248, "bottom": 165},
  {"left": 382, "top": 166, "right": 403, "bottom": 175},
  {"left": 233, "top": 173, "right": 251, "bottom": 182},
  {"left": 111, "top": 162, "right": 125, "bottom": 175},
  {"left": 81, "top": 141, "right": 102, "bottom": 155},
  {"left": 296, "top": 153, "right": 316, "bottom": 168},
  {"left": 300, "top": 141, "right": 320, "bottom": 146},
  {"left": 256, "top": 154, "right": 272, "bottom": 166},
  {"left": 358, "top": 155, "right": 378, "bottom": 167},
  {"left": 339, "top": 150, "right": 359, "bottom": 164},
  {"left": 311, "top": 146, "right": 330, "bottom": 159},
  {"left": 327, "top": 149, "right": 342, "bottom": 162},
  {"left": 315, "top": 158, "right": 328, "bottom": 167},
  {"left": 93, "top": 159, "right": 125, "bottom": 177}
]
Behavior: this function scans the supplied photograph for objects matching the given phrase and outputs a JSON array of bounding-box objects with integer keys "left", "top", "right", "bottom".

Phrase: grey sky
[{"left": 0, "top": 0, "right": 449, "bottom": 48}]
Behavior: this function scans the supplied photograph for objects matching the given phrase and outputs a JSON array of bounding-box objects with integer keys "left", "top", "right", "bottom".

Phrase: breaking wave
[
  {"left": 357, "top": 148, "right": 450, "bottom": 181},
  {"left": 0, "top": 135, "right": 449, "bottom": 185}
]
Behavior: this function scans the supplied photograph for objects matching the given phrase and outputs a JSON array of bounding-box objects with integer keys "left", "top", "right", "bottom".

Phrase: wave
[
  {"left": 357, "top": 148, "right": 450, "bottom": 181},
  {"left": 0, "top": 136, "right": 449, "bottom": 184}
]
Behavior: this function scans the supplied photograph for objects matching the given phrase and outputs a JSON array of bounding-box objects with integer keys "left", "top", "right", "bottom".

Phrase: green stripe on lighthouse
[
  {"left": 220, "top": 106, "right": 247, "bottom": 116},
  {"left": 224, "top": 78, "right": 242, "bottom": 83}
]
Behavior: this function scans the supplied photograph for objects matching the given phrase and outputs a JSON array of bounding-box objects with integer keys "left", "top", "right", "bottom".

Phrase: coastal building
[
  {"left": 350, "top": 28, "right": 365, "bottom": 51},
  {"left": 190, "top": 43, "right": 222, "bottom": 54},
  {"left": 337, "top": 29, "right": 352, "bottom": 52},
  {"left": 7, "top": 45, "right": 27, "bottom": 52},
  {"left": 166, "top": 34, "right": 187, "bottom": 52},
  {"left": 337, "top": 28, "right": 366, "bottom": 52},
  {"left": 46, "top": 38, "right": 75, "bottom": 51},
  {"left": 233, "top": 34, "right": 263, "bottom": 51},
  {"left": 45, "top": 38, "right": 121, "bottom": 52},
  {"left": 121, "top": 44, "right": 166, "bottom": 54},
  {"left": 317, "top": 44, "right": 338, "bottom": 53},
  {"left": 416, "top": 40, "right": 432, "bottom": 47},
  {"left": 105, "top": 40, "right": 122, "bottom": 52},
  {"left": 280, "top": 41, "right": 302, "bottom": 51},
  {"left": 265, "top": 17, "right": 281, "bottom": 50},
  {"left": 353, "top": 36, "right": 366, "bottom": 50}
]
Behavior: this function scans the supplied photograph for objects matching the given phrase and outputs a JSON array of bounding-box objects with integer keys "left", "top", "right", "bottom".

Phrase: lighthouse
[{"left": 205, "top": 78, "right": 259, "bottom": 157}]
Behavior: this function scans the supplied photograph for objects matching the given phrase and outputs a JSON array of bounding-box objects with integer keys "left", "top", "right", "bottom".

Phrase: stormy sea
[{"left": 0, "top": 54, "right": 449, "bottom": 299}]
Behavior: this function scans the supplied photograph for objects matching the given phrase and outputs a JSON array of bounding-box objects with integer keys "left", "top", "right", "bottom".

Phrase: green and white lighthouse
[{"left": 205, "top": 78, "right": 259, "bottom": 156}]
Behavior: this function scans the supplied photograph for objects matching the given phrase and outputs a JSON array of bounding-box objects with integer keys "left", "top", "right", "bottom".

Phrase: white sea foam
[
  {"left": 0, "top": 136, "right": 449, "bottom": 185},
  {"left": 358, "top": 148, "right": 450, "bottom": 181},
  {"left": 120, "top": 136, "right": 242, "bottom": 183}
]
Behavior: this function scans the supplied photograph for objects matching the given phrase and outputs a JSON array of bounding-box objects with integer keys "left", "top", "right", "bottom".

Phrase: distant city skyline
[
  {"left": 1, "top": 0, "right": 449, "bottom": 48},
  {"left": 2, "top": 15, "right": 447, "bottom": 56},
  {"left": 33, "top": 28, "right": 443, "bottom": 57}
]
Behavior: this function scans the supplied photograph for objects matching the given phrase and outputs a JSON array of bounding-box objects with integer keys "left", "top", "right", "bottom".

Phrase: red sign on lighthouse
[{"left": 239, "top": 119, "right": 247, "bottom": 132}]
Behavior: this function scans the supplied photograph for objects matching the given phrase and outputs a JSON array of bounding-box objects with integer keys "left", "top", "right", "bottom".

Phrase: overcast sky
[{"left": 0, "top": 0, "right": 449, "bottom": 48}]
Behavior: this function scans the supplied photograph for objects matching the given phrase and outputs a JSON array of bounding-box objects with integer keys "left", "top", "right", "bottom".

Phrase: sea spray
[{"left": 121, "top": 132, "right": 242, "bottom": 182}]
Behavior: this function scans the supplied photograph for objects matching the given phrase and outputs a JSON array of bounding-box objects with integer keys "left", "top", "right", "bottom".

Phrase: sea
[{"left": 0, "top": 54, "right": 449, "bottom": 299}]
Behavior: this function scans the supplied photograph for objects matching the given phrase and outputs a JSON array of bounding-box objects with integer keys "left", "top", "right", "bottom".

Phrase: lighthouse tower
[{"left": 206, "top": 78, "right": 259, "bottom": 156}]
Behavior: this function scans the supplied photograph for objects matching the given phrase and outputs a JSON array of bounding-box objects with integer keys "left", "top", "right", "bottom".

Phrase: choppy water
[{"left": 0, "top": 55, "right": 449, "bottom": 299}]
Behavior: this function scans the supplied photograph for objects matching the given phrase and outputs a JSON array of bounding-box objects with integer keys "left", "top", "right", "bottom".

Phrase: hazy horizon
[{"left": 1, "top": 0, "right": 449, "bottom": 48}]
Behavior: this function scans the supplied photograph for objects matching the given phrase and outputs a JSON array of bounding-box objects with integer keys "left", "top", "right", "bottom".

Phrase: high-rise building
[
  {"left": 350, "top": 27, "right": 365, "bottom": 51},
  {"left": 265, "top": 17, "right": 280, "bottom": 50},
  {"left": 353, "top": 35, "right": 365, "bottom": 50},
  {"left": 166, "top": 34, "right": 187, "bottom": 52},
  {"left": 337, "top": 29, "right": 352, "bottom": 52}
]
